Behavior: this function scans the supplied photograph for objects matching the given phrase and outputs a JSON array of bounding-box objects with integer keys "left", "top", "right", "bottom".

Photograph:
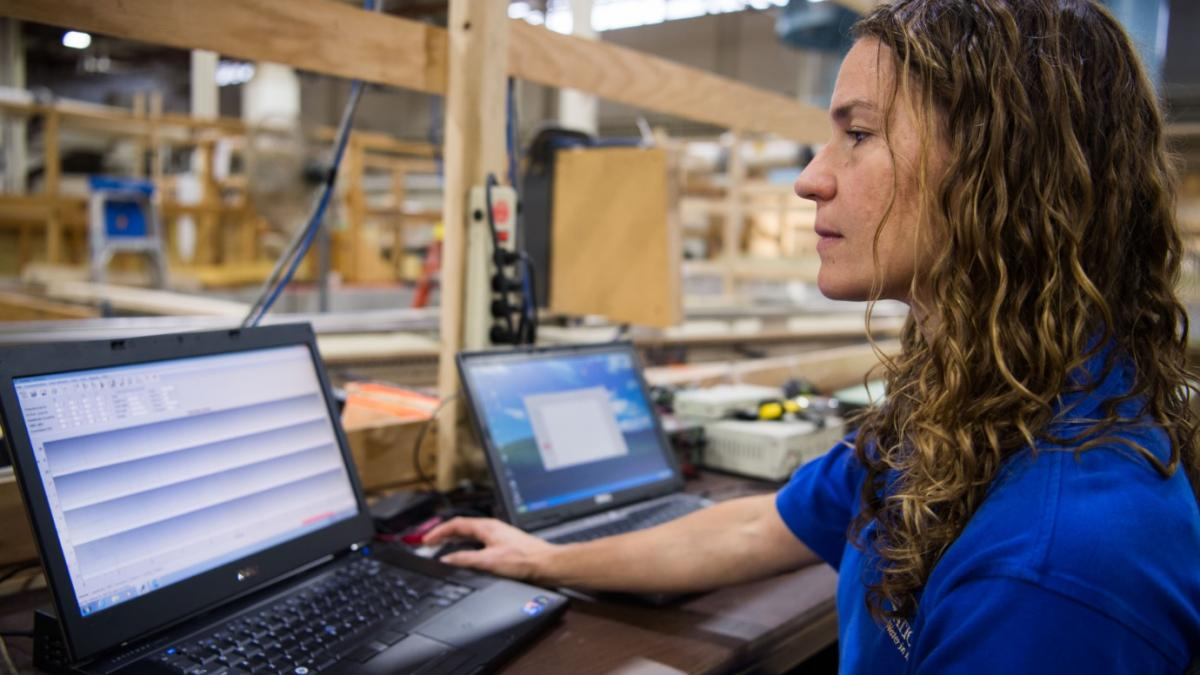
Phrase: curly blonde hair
[{"left": 849, "top": 0, "right": 1200, "bottom": 622}]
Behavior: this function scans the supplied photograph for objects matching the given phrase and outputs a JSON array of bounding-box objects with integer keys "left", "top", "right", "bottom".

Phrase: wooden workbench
[{"left": 0, "top": 472, "right": 838, "bottom": 674}]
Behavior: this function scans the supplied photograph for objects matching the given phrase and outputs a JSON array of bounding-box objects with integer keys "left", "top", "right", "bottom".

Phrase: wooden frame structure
[
  {"left": 0, "top": 88, "right": 437, "bottom": 282},
  {"left": 0, "top": 0, "right": 835, "bottom": 489},
  {"left": 0, "top": 91, "right": 253, "bottom": 269}
]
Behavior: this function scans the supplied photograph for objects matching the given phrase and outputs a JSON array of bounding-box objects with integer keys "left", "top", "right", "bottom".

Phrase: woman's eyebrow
[{"left": 831, "top": 99, "right": 878, "bottom": 124}]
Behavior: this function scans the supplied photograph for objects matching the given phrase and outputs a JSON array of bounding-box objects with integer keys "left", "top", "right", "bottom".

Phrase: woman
[{"left": 426, "top": 0, "right": 1200, "bottom": 670}]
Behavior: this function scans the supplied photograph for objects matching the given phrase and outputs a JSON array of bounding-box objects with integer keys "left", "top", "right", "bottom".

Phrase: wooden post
[
  {"left": 148, "top": 92, "right": 167, "bottom": 270},
  {"left": 18, "top": 222, "right": 30, "bottom": 267},
  {"left": 149, "top": 91, "right": 164, "bottom": 186},
  {"left": 131, "top": 91, "right": 147, "bottom": 179},
  {"left": 346, "top": 135, "right": 366, "bottom": 282},
  {"left": 436, "top": 0, "right": 509, "bottom": 491},
  {"left": 43, "top": 108, "right": 61, "bottom": 264},
  {"left": 723, "top": 131, "right": 745, "bottom": 298},
  {"left": 196, "top": 139, "right": 218, "bottom": 265},
  {"left": 190, "top": 50, "right": 219, "bottom": 120},
  {"left": 1, "top": 18, "right": 28, "bottom": 195},
  {"left": 392, "top": 161, "right": 407, "bottom": 277},
  {"left": 557, "top": 0, "right": 598, "bottom": 135},
  {"left": 777, "top": 189, "right": 788, "bottom": 253}
]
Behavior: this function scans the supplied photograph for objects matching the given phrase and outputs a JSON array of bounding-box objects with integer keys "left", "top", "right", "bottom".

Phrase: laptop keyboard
[
  {"left": 149, "top": 557, "right": 472, "bottom": 675},
  {"left": 546, "top": 498, "right": 704, "bottom": 545}
]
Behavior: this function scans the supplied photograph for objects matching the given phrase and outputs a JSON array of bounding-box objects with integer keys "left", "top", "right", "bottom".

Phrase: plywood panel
[{"left": 551, "top": 147, "right": 682, "bottom": 328}]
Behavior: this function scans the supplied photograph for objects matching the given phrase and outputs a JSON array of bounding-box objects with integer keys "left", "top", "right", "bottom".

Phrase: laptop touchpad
[
  {"left": 418, "top": 580, "right": 555, "bottom": 647},
  {"left": 329, "top": 633, "right": 454, "bottom": 674}
]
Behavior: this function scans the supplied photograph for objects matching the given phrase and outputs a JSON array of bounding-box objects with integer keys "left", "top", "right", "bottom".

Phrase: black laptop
[
  {"left": 0, "top": 324, "right": 566, "bottom": 674},
  {"left": 456, "top": 342, "right": 710, "bottom": 546}
]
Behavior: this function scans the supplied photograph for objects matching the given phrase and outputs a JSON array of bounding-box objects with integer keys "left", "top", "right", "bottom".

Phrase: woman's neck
[{"left": 907, "top": 295, "right": 938, "bottom": 344}]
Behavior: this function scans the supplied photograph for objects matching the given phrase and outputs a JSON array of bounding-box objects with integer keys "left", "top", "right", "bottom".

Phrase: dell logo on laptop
[
  {"left": 236, "top": 566, "right": 259, "bottom": 582},
  {"left": 594, "top": 493, "right": 612, "bottom": 505}
]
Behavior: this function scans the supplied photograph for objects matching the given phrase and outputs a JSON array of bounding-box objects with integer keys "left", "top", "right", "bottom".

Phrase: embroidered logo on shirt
[{"left": 885, "top": 617, "right": 914, "bottom": 660}]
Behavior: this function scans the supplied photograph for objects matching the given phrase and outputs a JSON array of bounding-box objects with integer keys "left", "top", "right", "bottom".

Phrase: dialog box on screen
[{"left": 523, "top": 387, "right": 630, "bottom": 471}]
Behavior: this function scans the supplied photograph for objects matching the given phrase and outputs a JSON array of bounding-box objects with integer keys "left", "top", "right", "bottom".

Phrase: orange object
[
  {"left": 343, "top": 382, "right": 439, "bottom": 421},
  {"left": 412, "top": 224, "right": 444, "bottom": 309}
]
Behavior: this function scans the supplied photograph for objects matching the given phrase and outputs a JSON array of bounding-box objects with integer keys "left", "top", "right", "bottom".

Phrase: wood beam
[
  {"left": 508, "top": 20, "right": 829, "bottom": 142},
  {"left": 313, "top": 128, "right": 436, "bottom": 157},
  {"left": 43, "top": 108, "right": 61, "bottom": 264},
  {"left": 344, "top": 138, "right": 366, "bottom": 281},
  {"left": 0, "top": 290, "right": 98, "bottom": 320},
  {"left": 1, "top": 92, "right": 434, "bottom": 154},
  {"left": 38, "top": 280, "right": 250, "bottom": 316},
  {"left": 644, "top": 340, "right": 900, "bottom": 393},
  {"left": 436, "top": 1, "right": 510, "bottom": 491},
  {"left": 723, "top": 131, "right": 745, "bottom": 296},
  {"left": 0, "top": 1, "right": 829, "bottom": 142},
  {"left": 0, "top": 0, "right": 448, "bottom": 94}
]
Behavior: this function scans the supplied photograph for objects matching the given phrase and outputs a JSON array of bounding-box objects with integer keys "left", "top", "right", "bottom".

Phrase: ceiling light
[
  {"left": 62, "top": 31, "right": 92, "bottom": 50},
  {"left": 216, "top": 61, "right": 256, "bottom": 87}
]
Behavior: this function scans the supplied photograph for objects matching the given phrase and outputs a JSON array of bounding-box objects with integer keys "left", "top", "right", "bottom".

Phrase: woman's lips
[{"left": 815, "top": 227, "right": 842, "bottom": 254}]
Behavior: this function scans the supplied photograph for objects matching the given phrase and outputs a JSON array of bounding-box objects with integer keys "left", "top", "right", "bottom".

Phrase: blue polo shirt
[{"left": 776, "top": 352, "right": 1200, "bottom": 673}]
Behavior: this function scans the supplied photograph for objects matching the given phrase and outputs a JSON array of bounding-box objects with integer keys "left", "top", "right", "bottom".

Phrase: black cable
[
  {"left": 526, "top": 256, "right": 536, "bottom": 343},
  {"left": 241, "top": 79, "right": 365, "bottom": 328},
  {"left": 484, "top": 171, "right": 540, "bottom": 346},
  {"left": 517, "top": 251, "right": 538, "bottom": 344},
  {"left": 0, "top": 634, "right": 19, "bottom": 675},
  {"left": 506, "top": 77, "right": 519, "bottom": 189},
  {"left": 0, "top": 562, "right": 38, "bottom": 586},
  {"left": 484, "top": 174, "right": 516, "bottom": 341},
  {"left": 240, "top": 182, "right": 324, "bottom": 327}
]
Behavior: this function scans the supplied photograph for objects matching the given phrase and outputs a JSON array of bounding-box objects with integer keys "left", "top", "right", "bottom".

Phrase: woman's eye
[{"left": 849, "top": 130, "right": 870, "bottom": 146}]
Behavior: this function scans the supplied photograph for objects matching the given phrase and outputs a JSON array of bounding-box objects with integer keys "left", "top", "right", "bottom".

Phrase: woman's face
[{"left": 795, "top": 38, "right": 940, "bottom": 304}]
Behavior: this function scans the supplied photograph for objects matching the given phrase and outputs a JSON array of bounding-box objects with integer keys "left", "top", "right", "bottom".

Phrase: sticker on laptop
[{"left": 522, "top": 596, "right": 552, "bottom": 616}]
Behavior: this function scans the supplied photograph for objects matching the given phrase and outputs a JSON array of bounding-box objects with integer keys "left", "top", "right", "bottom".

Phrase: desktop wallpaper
[{"left": 464, "top": 351, "right": 673, "bottom": 513}]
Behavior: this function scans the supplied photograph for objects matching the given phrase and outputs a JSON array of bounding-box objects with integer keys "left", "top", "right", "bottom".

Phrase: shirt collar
[{"left": 1053, "top": 338, "right": 1140, "bottom": 424}]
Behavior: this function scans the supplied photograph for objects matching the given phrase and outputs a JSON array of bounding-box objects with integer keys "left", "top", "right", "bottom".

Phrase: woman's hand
[
  {"left": 422, "top": 517, "right": 559, "bottom": 583},
  {"left": 421, "top": 495, "right": 817, "bottom": 594}
]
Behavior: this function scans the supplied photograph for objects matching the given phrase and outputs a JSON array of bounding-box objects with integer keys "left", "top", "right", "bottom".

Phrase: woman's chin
[{"left": 816, "top": 272, "right": 872, "bottom": 302}]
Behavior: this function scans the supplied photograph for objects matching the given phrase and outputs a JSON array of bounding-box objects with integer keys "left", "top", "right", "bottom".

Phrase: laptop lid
[
  {"left": 0, "top": 324, "right": 375, "bottom": 662},
  {"left": 457, "top": 342, "right": 684, "bottom": 532}
]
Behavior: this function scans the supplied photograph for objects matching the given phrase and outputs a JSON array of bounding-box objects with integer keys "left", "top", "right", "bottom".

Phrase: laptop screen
[
  {"left": 459, "top": 346, "right": 675, "bottom": 519},
  {"left": 12, "top": 344, "right": 359, "bottom": 618}
]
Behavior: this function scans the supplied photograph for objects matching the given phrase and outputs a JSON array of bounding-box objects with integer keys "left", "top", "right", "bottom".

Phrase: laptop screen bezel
[
  {"left": 0, "top": 324, "right": 375, "bottom": 662},
  {"left": 457, "top": 342, "right": 684, "bottom": 532}
]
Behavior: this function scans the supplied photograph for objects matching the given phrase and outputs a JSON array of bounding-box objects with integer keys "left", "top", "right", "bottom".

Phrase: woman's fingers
[
  {"left": 440, "top": 550, "right": 488, "bottom": 569},
  {"left": 423, "top": 516, "right": 490, "bottom": 545}
]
